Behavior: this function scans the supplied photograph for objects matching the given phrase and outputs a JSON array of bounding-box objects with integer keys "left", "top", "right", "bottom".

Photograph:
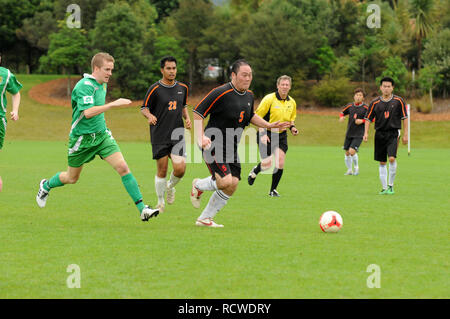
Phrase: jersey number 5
[
  {"left": 238, "top": 111, "right": 245, "bottom": 123},
  {"left": 168, "top": 101, "right": 177, "bottom": 111}
]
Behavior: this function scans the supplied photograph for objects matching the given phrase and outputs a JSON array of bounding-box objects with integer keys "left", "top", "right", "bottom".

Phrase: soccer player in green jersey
[
  {"left": 0, "top": 54, "right": 23, "bottom": 192},
  {"left": 36, "top": 52, "right": 159, "bottom": 221}
]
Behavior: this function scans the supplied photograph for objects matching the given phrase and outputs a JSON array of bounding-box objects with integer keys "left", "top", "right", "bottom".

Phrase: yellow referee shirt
[{"left": 255, "top": 92, "right": 297, "bottom": 131}]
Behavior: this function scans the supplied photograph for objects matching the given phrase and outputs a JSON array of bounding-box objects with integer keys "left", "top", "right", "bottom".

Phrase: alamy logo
[{"left": 66, "top": 4, "right": 81, "bottom": 29}]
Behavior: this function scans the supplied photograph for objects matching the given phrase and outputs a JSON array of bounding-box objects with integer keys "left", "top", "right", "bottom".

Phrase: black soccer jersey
[
  {"left": 365, "top": 95, "right": 408, "bottom": 131},
  {"left": 193, "top": 82, "right": 255, "bottom": 162},
  {"left": 340, "top": 102, "right": 368, "bottom": 137},
  {"left": 141, "top": 80, "right": 188, "bottom": 144}
]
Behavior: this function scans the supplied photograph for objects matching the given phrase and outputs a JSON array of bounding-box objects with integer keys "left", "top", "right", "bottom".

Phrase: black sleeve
[
  {"left": 193, "top": 85, "right": 228, "bottom": 118},
  {"left": 141, "top": 83, "right": 159, "bottom": 111}
]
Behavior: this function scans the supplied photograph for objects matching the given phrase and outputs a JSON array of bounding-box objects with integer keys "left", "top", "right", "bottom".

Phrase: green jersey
[
  {"left": 70, "top": 73, "right": 108, "bottom": 137},
  {"left": 0, "top": 67, "right": 23, "bottom": 118}
]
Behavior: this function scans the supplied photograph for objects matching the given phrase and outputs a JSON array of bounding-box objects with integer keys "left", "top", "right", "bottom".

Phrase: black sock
[
  {"left": 271, "top": 168, "right": 283, "bottom": 192},
  {"left": 254, "top": 162, "right": 262, "bottom": 175}
]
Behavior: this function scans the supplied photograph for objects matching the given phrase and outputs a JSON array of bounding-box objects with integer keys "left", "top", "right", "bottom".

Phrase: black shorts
[
  {"left": 374, "top": 130, "right": 400, "bottom": 162},
  {"left": 343, "top": 136, "right": 363, "bottom": 152},
  {"left": 257, "top": 131, "right": 288, "bottom": 160},
  {"left": 151, "top": 140, "right": 186, "bottom": 160},
  {"left": 202, "top": 149, "right": 241, "bottom": 180}
]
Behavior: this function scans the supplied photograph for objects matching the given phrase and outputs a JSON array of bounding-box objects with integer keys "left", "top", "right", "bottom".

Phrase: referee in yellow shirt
[{"left": 248, "top": 75, "right": 298, "bottom": 196}]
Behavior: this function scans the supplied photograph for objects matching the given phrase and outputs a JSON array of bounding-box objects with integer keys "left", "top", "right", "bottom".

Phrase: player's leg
[
  {"left": 343, "top": 137, "right": 353, "bottom": 175},
  {"left": 375, "top": 131, "right": 389, "bottom": 194},
  {"left": 196, "top": 170, "right": 239, "bottom": 228},
  {"left": 103, "top": 151, "right": 158, "bottom": 220},
  {"left": 386, "top": 131, "right": 400, "bottom": 194},
  {"left": 269, "top": 148, "right": 285, "bottom": 197},
  {"left": 350, "top": 137, "right": 363, "bottom": 175},
  {"left": 248, "top": 132, "right": 272, "bottom": 185},
  {"left": 36, "top": 166, "right": 83, "bottom": 208},
  {"left": 165, "top": 154, "right": 185, "bottom": 206},
  {"left": 155, "top": 155, "right": 169, "bottom": 211},
  {"left": 0, "top": 118, "right": 5, "bottom": 191}
]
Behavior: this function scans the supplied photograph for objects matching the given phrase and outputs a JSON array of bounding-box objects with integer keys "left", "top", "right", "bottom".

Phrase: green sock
[
  {"left": 121, "top": 173, "right": 145, "bottom": 213},
  {"left": 44, "top": 172, "right": 64, "bottom": 191}
]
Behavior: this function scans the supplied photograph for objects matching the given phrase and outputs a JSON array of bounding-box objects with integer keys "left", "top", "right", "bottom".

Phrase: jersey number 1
[{"left": 168, "top": 101, "right": 177, "bottom": 111}]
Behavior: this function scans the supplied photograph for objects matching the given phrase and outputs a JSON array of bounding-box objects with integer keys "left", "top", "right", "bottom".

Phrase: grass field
[{"left": 0, "top": 75, "right": 449, "bottom": 299}]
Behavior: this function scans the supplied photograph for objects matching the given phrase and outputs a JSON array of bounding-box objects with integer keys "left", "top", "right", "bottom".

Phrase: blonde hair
[
  {"left": 277, "top": 75, "right": 292, "bottom": 86},
  {"left": 91, "top": 52, "right": 114, "bottom": 72}
]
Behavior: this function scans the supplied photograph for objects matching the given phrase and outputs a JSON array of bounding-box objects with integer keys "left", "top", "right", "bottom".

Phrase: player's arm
[
  {"left": 182, "top": 106, "right": 191, "bottom": 129},
  {"left": 140, "top": 106, "right": 157, "bottom": 125},
  {"left": 402, "top": 116, "right": 408, "bottom": 145},
  {"left": 140, "top": 85, "right": 158, "bottom": 125},
  {"left": 193, "top": 111, "right": 210, "bottom": 149},
  {"left": 84, "top": 98, "right": 132, "bottom": 118},
  {"left": 10, "top": 92, "right": 20, "bottom": 121},
  {"left": 250, "top": 114, "right": 290, "bottom": 130},
  {"left": 339, "top": 103, "right": 351, "bottom": 123},
  {"left": 7, "top": 73, "right": 22, "bottom": 121},
  {"left": 289, "top": 100, "right": 299, "bottom": 135}
]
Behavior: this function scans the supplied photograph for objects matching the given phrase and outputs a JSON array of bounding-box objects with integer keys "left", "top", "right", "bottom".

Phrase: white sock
[
  {"left": 379, "top": 164, "right": 388, "bottom": 190},
  {"left": 345, "top": 155, "right": 352, "bottom": 170},
  {"left": 167, "top": 171, "right": 181, "bottom": 189},
  {"left": 198, "top": 190, "right": 229, "bottom": 220},
  {"left": 155, "top": 176, "right": 166, "bottom": 205},
  {"left": 195, "top": 176, "right": 217, "bottom": 191},
  {"left": 352, "top": 153, "right": 359, "bottom": 168},
  {"left": 389, "top": 160, "right": 397, "bottom": 187}
]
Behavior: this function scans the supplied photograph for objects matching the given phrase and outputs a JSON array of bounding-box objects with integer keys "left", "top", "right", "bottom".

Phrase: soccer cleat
[
  {"left": 379, "top": 188, "right": 389, "bottom": 195},
  {"left": 344, "top": 169, "right": 353, "bottom": 175},
  {"left": 247, "top": 166, "right": 257, "bottom": 185},
  {"left": 269, "top": 189, "right": 280, "bottom": 197},
  {"left": 353, "top": 167, "right": 359, "bottom": 176},
  {"left": 195, "top": 218, "right": 224, "bottom": 228},
  {"left": 166, "top": 181, "right": 176, "bottom": 205},
  {"left": 190, "top": 178, "right": 203, "bottom": 209},
  {"left": 36, "top": 179, "right": 50, "bottom": 208},
  {"left": 387, "top": 186, "right": 395, "bottom": 195},
  {"left": 140, "top": 205, "right": 159, "bottom": 221},
  {"left": 156, "top": 203, "right": 165, "bottom": 213}
]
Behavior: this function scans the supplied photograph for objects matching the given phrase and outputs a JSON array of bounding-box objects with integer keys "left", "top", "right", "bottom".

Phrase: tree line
[{"left": 1, "top": 0, "right": 449, "bottom": 107}]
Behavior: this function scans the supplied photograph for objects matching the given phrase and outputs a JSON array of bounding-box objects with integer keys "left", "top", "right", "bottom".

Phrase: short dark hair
[
  {"left": 230, "top": 59, "right": 251, "bottom": 74},
  {"left": 354, "top": 88, "right": 366, "bottom": 96},
  {"left": 160, "top": 56, "right": 177, "bottom": 68},
  {"left": 380, "top": 76, "right": 395, "bottom": 86}
]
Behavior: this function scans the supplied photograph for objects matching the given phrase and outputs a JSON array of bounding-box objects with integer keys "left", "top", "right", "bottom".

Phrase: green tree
[
  {"left": 422, "top": 29, "right": 450, "bottom": 97},
  {"left": 91, "top": 1, "right": 157, "bottom": 99},
  {"left": 409, "top": 0, "right": 435, "bottom": 70},
  {"left": 238, "top": 0, "right": 318, "bottom": 95},
  {"left": 198, "top": 4, "right": 245, "bottom": 83},
  {"left": 39, "top": 21, "right": 90, "bottom": 96},
  {"left": 308, "top": 43, "right": 337, "bottom": 80},
  {"left": 166, "top": 0, "right": 214, "bottom": 87},
  {"left": 376, "top": 56, "right": 409, "bottom": 95},
  {"left": 150, "top": 0, "right": 179, "bottom": 22}
]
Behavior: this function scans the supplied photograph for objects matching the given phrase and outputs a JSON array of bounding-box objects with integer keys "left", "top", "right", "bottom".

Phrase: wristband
[{"left": 289, "top": 125, "right": 296, "bottom": 131}]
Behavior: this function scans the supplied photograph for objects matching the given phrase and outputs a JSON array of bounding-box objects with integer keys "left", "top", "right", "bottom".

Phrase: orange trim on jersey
[
  {"left": 366, "top": 99, "right": 380, "bottom": 119},
  {"left": 394, "top": 97, "right": 406, "bottom": 117},
  {"left": 341, "top": 103, "right": 353, "bottom": 113},
  {"left": 194, "top": 86, "right": 222, "bottom": 112},
  {"left": 196, "top": 88, "right": 234, "bottom": 117},
  {"left": 144, "top": 85, "right": 159, "bottom": 108}
]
